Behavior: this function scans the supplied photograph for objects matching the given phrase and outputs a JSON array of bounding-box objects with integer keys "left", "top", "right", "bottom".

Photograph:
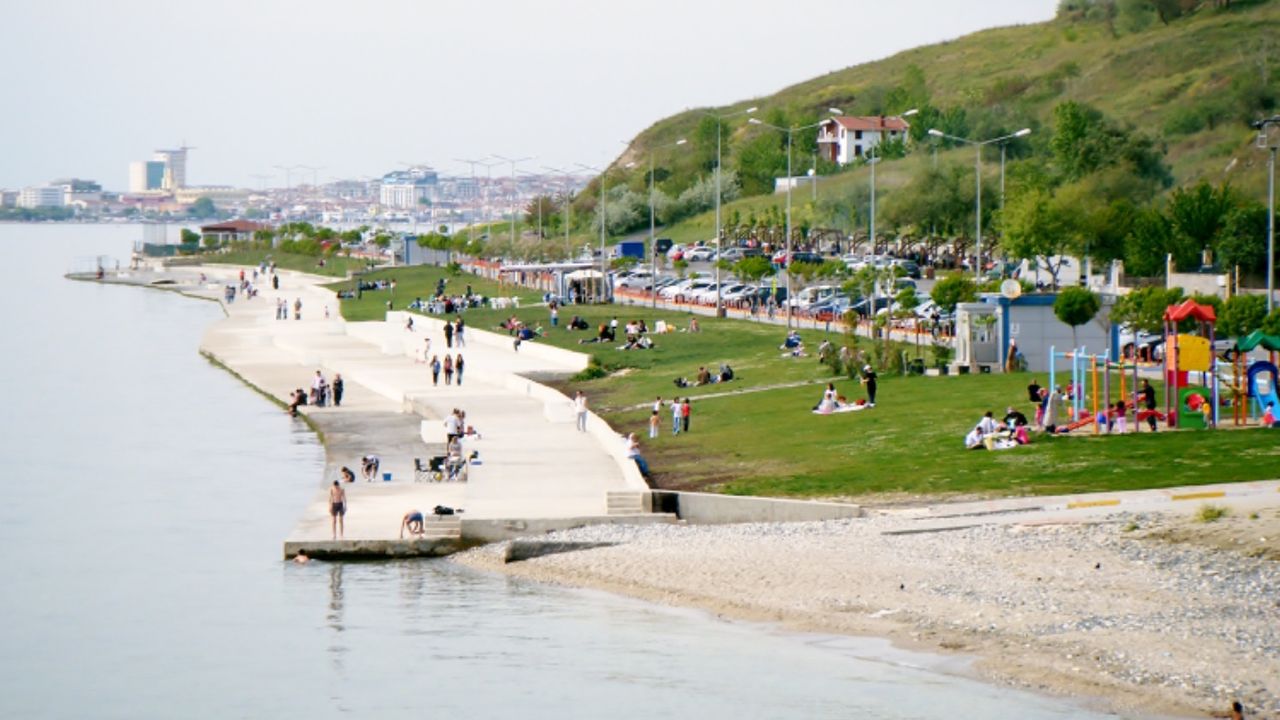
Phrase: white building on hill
[{"left": 817, "top": 115, "right": 911, "bottom": 165}]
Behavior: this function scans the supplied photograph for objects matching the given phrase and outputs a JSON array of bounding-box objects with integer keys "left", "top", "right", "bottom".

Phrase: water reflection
[{"left": 327, "top": 562, "right": 347, "bottom": 677}]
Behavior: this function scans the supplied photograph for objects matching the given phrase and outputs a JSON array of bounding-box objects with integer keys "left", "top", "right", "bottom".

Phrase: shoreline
[
  {"left": 77, "top": 266, "right": 1280, "bottom": 716},
  {"left": 454, "top": 512, "right": 1280, "bottom": 719}
]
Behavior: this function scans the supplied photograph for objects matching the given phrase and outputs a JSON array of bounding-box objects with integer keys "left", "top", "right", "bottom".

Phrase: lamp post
[
  {"left": 1254, "top": 115, "right": 1280, "bottom": 312},
  {"left": 495, "top": 155, "right": 533, "bottom": 250},
  {"left": 542, "top": 166, "right": 574, "bottom": 261},
  {"left": 702, "top": 106, "right": 757, "bottom": 317},
  {"left": 868, "top": 109, "right": 918, "bottom": 260},
  {"left": 750, "top": 109, "right": 842, "bottom": 328},
  {"left": 628, "top": 139, "right": 688, "bottom": 308},
  {"left": 927, "top": 127, "right": 1031, "bottom": 281},
  {"left": 575, "top": 162, "right": 611, "bottom": 302}
]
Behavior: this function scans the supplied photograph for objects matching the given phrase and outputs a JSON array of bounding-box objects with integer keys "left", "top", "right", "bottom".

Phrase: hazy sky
[{"left": 0, "top": 0, "right": 1057, "bottom": 191}]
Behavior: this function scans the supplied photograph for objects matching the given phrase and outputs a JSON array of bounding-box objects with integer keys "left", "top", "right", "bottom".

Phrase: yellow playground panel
[{"left": 1173, "top": 334, "right": 1211, "bottom": 372}]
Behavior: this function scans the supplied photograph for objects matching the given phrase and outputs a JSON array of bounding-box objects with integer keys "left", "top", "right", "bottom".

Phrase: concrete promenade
[{"left": 121, "top": 265, "right": 664, "bottom": 557}]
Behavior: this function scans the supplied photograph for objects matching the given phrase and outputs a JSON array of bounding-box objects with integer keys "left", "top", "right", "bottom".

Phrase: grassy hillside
[{"left": 600, "top": 1, "right": 1278, "bottom": 243}]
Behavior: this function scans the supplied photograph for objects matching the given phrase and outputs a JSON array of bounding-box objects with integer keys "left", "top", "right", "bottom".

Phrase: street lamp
[
  {"left": 1254, "top": 115, "right": 1280, "bottom": 312},
  {"left": 702, "top": 106, "right": 757, "bottom": 316},
  {"left": 495, "top": 155, "right": 533, "bottom": 249},
  {"left": 628, "top": 139, "right": 688, "bottom": 308},
  {"left": 575, "top": 161, "right": 612, "bottom": 302},
  {"left": 927, "top": 126, "right": 1031, "bottom": 280},
  {"left": 542, "top": 166, "right": 575, "bottom": 261},
  {"left": 749, "top": 109, "right": 842, "bottom": 328}
]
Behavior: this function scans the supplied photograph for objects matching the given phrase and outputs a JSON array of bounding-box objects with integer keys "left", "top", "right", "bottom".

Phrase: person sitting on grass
[
  {"left": 400, "top": 510, "right": 425, "bottom": 538},
  {"left": 696, "top": 366, "right": 712, "bottom": 386},
  {"left": 624, "top": 433, "right": 652, "bottom": 479},
  {"left": 780, "top": 330, "right": 801, "bottom": 350}
]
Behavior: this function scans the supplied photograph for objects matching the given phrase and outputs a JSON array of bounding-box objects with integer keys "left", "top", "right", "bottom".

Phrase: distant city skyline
[{"left": 0, "top": 0, "right": 1056, "bottom": 191}]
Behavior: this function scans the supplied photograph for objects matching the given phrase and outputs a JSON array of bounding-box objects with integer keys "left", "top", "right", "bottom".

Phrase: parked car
[
  {"left": 666, "top": 244, "right": 687, "bottom": 260},
  {"left": 685, "top": 247, "right": 717, "bottom": 263},
  {"left": 790, "top": 251, "right": 826, "bottom": 265},
  {"left": 718, "top": 247, "right": 746, "bottom": 262},
  {"left": 721, "top": 283, "right": 756, "bottom": 303}
]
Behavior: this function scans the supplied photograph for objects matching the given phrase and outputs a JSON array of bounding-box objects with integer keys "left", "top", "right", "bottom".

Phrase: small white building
[
  {"left": 18, "top": 186, "right": 65, "bottom": 208},
  {"left": 816, "top": 115, "right": 911, "bottom": 165}
]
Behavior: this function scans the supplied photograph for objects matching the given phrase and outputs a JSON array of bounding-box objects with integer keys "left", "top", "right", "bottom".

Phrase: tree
[
  {"left": 180, "top": 228, "right": 200, "bottom": 245},
  {"left": 733, "top": 256, "right": 775, "bottom": 284},
  {"left": 1262, "top": 307, "right": 1280, "bottom": 337},
  {"left": 1218, "top": 294, "right": 1267, "bottom": 338},
  {"left": 187, "top": 196, "right": 217, "bottom": 219},
  {"left": 1166, "top": 181, "right": 1238, "bottom": 267},
  {"left": 1216, "top": 201, "right": 1269, "bottom": 274},
  {"left": 930, "top": 273, "right": 978, "bottom": 314},
  {"left": 1054, "top": 287, "right": 1101, "bottom": 347},
  {"left": 1001, "top": 187, "right": 1074, "bottom": 287},
  {"left": 734, "top": 133, "right": 786, "bottom": 196},
  {"left": 1123, "top": 207, "right": 1175, "bottom": 277}
]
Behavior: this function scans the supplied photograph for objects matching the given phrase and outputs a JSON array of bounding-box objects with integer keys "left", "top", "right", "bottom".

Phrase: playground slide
[
  {"left": 1249, "top": 361, "right": 1280, "bottom": 417},
  {"left": 1056, "top": 411, "right": 1095, "bottom": 433}
]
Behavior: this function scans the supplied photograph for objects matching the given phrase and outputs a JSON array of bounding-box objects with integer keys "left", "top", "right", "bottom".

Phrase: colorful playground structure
[{"left": 1045, "top": 299, "right": 1279, "bottom": 432}]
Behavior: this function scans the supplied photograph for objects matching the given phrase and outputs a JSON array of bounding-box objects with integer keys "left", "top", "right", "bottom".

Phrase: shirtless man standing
[{"left": 329, "top": 481, "right": 346, "bottom": 540}]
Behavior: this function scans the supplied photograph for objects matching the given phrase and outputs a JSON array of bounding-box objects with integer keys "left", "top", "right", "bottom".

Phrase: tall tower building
[
  {"left": 153, "top": 147, "right": 190, "bottom": 189},
  {"left": 129, "top": 161, "right": 166, "bottom": 192}
]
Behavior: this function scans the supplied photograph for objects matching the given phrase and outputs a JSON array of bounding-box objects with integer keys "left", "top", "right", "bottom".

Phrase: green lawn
[{"left": 331, "top": 267, "right": 1278, "bottom": 501}]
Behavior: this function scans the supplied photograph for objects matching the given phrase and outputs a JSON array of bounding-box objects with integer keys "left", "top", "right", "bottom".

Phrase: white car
[
  {"left": 721, "top": 283, "right": 755, "bottom": 302},
  {"left": 685, "top": 247, "right": 717, "bottom": 263},
  {"left": 658, "top": 279, "right": 693, "bottom": 299},
  {"left": 691, "top": 282, "right": 724, "bottom": 304},
  {"left": 616, "top": 271, "right": 653, "bottom": 289}
]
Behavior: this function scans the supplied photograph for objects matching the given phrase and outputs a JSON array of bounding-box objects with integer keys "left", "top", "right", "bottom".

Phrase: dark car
[{"left": 790, "top": 251, "right": 826, "bottom": 265}]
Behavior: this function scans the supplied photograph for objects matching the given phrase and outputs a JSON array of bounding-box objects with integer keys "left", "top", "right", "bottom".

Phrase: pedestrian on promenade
[
  {"left": 418, "top": 338, "right": 431, "bottom": 363},
  {"left": 454, "top": 318, "right": 466, "bottom": 348},
  {"left": 400, "top": 510, "right": 425, "bottom": 538},
  {"left": 361, "top": 455, "right": 380, "bottom": 482},
  {"left": 681, "top": 397, "right": 691, "bottom": 433},
  {"left": 574, "top": 391, "right": 589, "bottom": 432},
  {"left": 443, "top": 321, "right": 454, "bottom": 349},
  {"left": 329, "top": 481, "right": 346, "bottom": 540},
  {"left": 430, "top": 355, "right": 441, "bottom": 386},
  {"left": 671, "top": 398, "right": 682, "bottom": 435},
  {"left": 443, "top": 355, "right": 454, "bottom": 385},
  {"left": 405, "top": 316, "right": 414, "bottom": 332},
  {"left": 272, "top": 274, "right": 279, "bottom": 291},
  {"left": 444, "top": 409, "right": 463, "bottom": 443},
  {"left": 454, "top": 354, "right": 465, "bottom": 386},
  {"left": 649, "top": 410, "right": 660, "bottom": 439},
  {"left": 311, "top": 370, "right": 326, "bottom": 407},
  {"left": 293, "top": 298, "right": 302, "bottom": 321},
  {"left": 332, "top": 373, "right": 344, "bottom": 407}
]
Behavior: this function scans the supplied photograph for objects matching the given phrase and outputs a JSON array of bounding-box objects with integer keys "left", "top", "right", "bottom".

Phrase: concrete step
[{"left": 606, "top": 491, "right": 648, "bottom": 515}]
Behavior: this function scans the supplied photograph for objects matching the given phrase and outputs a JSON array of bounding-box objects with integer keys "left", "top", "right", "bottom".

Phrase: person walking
[
  {"left": 293, "top": 298, "right": 302, "bottom": 320},
  {"left": 1140, "top": 378, "right": 1158, "bottom": 431},
  {"left": 550, "top": 305, "right": 559, "bottom": 328},
  {"left": 443, "top": 354, "right": 454, "bottom": 385},
  {"left": 328, "top": 481, "right": 346, "bottom": 540},
  {"left": 454, "top": 318, "right": 466, "bottom": 348},
  {"left": 443, "top": 320, "right": 454, "bottom": 349},
  {"left": 573, "top": 391, "right": 589, "bottom": 432},
  {"left": 271, "top": 273, "right": 279, "bottom": 291},
  {"left": 332, "top": 373, "right": 344, "bottom": 407},
  {"left": 648, "top": 409, "right": 660, "bottom": 439},
  {"left": 671, "top": 398, "right": 682, "bottom": 435},
  {"left": 681, "top": 397, "right": 691, "bottom": 433},
  {"left": 454, "top": 354, "right": 465, "bottom": 386},
  {"left": 860, "top": 365, "right": 878, "bottom": 407},
  {"left": 430, "top": 355, "right": 441, "bottom": 386}
]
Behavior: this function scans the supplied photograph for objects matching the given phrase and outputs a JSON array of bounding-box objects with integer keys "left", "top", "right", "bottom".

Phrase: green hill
[{"left": 555, "top": 1, "right": 1277, "bottom": 251}]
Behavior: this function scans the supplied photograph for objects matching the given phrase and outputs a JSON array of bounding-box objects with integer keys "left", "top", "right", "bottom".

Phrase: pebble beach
[{"left": 459, "top": 509, "right": 1280, "bottom": 718}]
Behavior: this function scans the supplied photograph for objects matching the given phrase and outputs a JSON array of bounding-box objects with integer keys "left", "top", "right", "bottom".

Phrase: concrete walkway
[{"left": 140, "top": 265, "right": 658, "bottom": 556}]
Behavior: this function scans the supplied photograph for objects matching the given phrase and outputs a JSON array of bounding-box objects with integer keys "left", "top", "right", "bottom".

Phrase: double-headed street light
[
  {"left": 576, "top": 161, "right": 612, "bottom": 302},
  {"left": 749, "top": 108, "right": 843, "bottom": 328},
  {"left": 1254, "top": 115, "right": 1280, "bottom": 312},
  {"left": 541, "top": 166, "right": 575, "bottom": 261},
  {"left": 627, "top": 138, "right": 688, "bottom": 308},
  {"left": 495, "top": 155, "right": 533, "bottom": 249},
  {"left": 703, "top": 106, "right": 757, "bottom": 316},
  {"left": 927, "top": 127, "right": 1031, "bottom": 281}
]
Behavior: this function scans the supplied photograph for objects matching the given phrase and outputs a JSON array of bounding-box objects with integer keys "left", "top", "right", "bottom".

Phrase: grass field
[{"left": 331, "top": 267, "right": 1279, "bottom": 501}]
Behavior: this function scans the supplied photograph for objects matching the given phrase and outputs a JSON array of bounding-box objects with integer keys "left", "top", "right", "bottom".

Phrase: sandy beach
[{"left": 458, "top": 508, "right": 1280, "bottom": 718}]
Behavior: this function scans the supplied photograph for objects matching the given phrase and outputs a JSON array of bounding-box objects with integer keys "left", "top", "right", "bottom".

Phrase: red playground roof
[{"left": 1163, "top": 299, "right": 1217, "bottom": 323}]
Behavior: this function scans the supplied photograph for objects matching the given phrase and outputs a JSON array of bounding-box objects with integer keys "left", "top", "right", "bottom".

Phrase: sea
[{"left": 0, "top": 224, "right": 1129, "bottom": 719}]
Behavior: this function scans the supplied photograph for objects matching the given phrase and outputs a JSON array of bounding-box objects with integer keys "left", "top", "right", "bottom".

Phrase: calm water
[{"left": 0, "top": 225, "right": 1126, "bottom": 719}]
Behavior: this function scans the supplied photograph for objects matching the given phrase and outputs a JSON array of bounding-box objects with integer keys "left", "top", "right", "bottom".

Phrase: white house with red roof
[{"left": 816, "top": 115, "right": 912, "bottom": 165}]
